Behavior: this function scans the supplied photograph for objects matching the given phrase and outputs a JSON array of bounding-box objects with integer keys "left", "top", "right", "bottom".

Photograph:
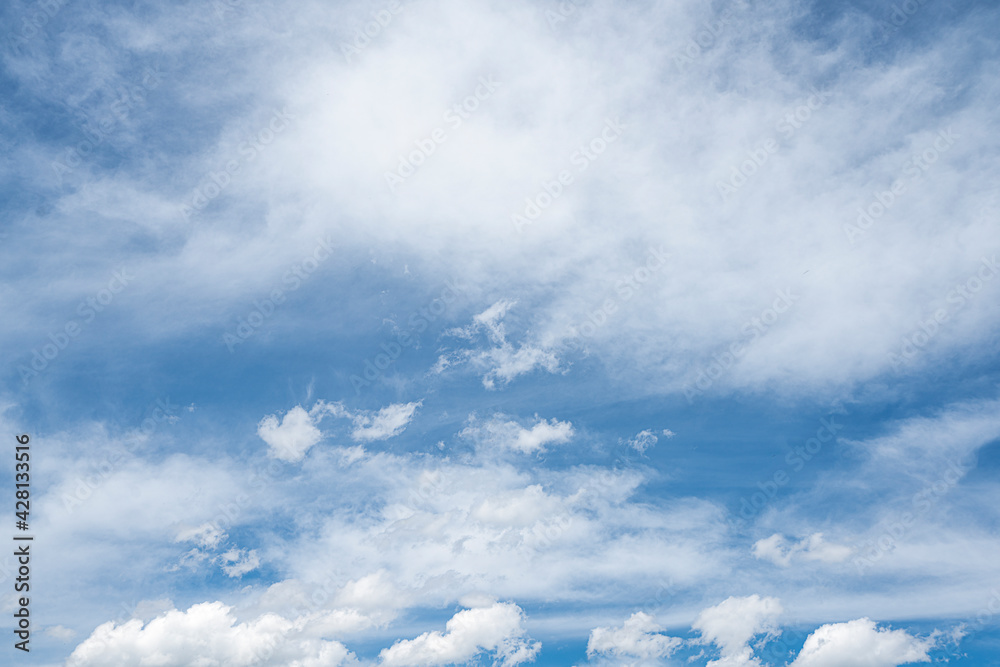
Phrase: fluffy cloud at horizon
[{"left": 1, "top": 0, "right": 999, "bottom": 664}]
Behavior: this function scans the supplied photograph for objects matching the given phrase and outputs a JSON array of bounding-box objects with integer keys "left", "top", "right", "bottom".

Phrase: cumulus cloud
[
  {"left": 582, "top": 602, "right": 943, "bottom": 667},
  {"left": 790, "top": 618, "right": 935, "bottom": 667},
  {"left": 273, "top": 449, "right": 730, "bottom": 615},
  {"left": 65, "top": 602, "right": 357, "bottom": 667},
  {"left": 378, "top": 601, "right": 540, "bottom": 667},
  {"left": 460, "top": 413, "right": 574, "bottom": 454},
  {"left": 258, "top": 405, "right": 324, "bottom": 462},
  {"left": 330, "top": 572, "right": 409, "bottom": 620},
  {"left": 752, "top": 533, "right": 852, "bottom": 567},
  {"left": 586, "top": 612, "right": 682, "bottom": 662},
  {"left": 249, "top": 573, "right": 403, "bottom": 633},
  {"left": 692, "top": 595, "right": 783, "bottom": 667}
]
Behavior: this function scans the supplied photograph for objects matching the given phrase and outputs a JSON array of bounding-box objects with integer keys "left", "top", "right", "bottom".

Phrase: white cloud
[
  {"left": 173, "top": 523, "right": 261, "bottom": 578},
  {"left": 437, "top": 300, "right": 561, "bottom": 389},
  {"left": 219, "top": 548, "right": 261, "bottom": 578},
  {"left": 379, "top": 601, "right": 540, "bottom": 667},
  {"left": 332, "top": 570, "right": 410, "bottom": 621},
  {"left": 258, "top": 405, "right": 324, "bottom": 463},
  {"left": 586, "top": 612, "right": 682, "bottom": 661},
  {"left": 5, "top": 0, "right": 1000, "bottom": 404},
  {"left": 790, "top": 618, "right": 935, "bottom": 667},
  {"left": 471, "top": 298, "right": 518, "bottom": 342},
  {"left": 843, "top": 398, "right": 1000, "bottom": 479},
  {"left": 174, "top": 522, "right": 226, "bottom": 549},
  {"left": 460, "top": 414, "right": 574, "bottom": 454},
  {"left": 625, "top": 429, "right": 659, "bottom": 454},
  {"left": 258, "top": 400, "right": 421, "bottom": 460},
  {"left": 692, "top": 595, "right": 783, "bottom": 667},
  {"left": 44, "top": 625, "right": 76, "bottom": 641},
  {"left": 248, "top": 573, "right": 402, "bottom": 634},
  {"left": 471, "top": 485, "right": 564, "bottom": 526},
  {"left": 65, "top": 602, "right": 357, "bottom": 667},
  {"left": 349, "top": 401, "right": 422, "bottom": 442},
  {"left": 279, "top": 454, "right": 731, "bottom": 636},
  {"left": 752, "top": 533, "right": 852, "bottom": 567}
]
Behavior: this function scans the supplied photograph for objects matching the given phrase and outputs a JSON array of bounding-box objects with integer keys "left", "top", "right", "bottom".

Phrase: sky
[{"left": 1, "top": 0, "right": 1000, "bottom": 665}]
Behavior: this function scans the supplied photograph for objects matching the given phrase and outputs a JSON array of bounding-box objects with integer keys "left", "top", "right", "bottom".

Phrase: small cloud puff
[
  {"left": 693, "top": 594, "right": 782, "bottom": 667},
  {"left": 752, "top": 533, "right": 852, "bottom": 567},
  {"left": 461, "top": 413, "right": 574, "bottom": 454},
  {"left": 348, "top": 401, "right": 422, "bottom": 442},
  {"left": 257, "top": 405, "right": 323, "bottom": 463},
  {"left": 587, "top": 612, "right": 682, "bottom": 662},
  {"left": 219, "top": 548, "right": 260, "bottom": 578},
  {"left": 379, "top": 601, "right": 540, "bottom": 667},
  {"left": 257, "top": 399, "right": 422, "bottom": 462},
  {"left": 436, "top": 299, "right": 560, "bottom": 389}
]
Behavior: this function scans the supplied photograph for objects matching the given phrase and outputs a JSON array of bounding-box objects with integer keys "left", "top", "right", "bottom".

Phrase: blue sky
[{"left": 2, "top": 0, "right": 1000, "bottom": 665}]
